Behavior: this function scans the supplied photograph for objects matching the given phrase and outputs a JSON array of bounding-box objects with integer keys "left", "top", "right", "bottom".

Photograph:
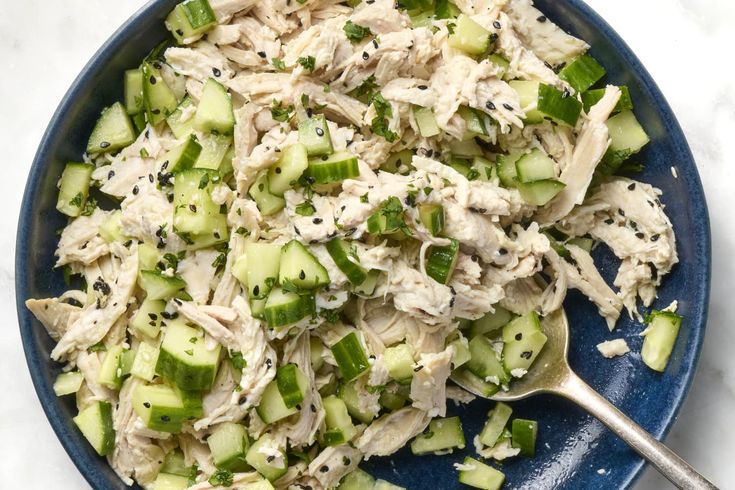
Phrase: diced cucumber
[
  {"left": 167, "top": 96, "right": 196, "bottom": 139},
  {"left": 380, "top": 149, "right": 414, "bottom": 175},
  {"left": 244, "top": 242, "right": 282, "bottom": 304},
  {"left": 131, "top": 341, "right": 160, "bottom": 382},
  {"left": 279, "top": 240, "right": 330, "bottom": 289},
  {"left": 131, "top": 112, "right": 147, "bottom": 134},
  {"left": 268, "top": 143, "right": 309, "bottom": 196},
  {"left": 558, "top": 54, "right": 606, "bottom": 93},
  {"left": 132, "top": 298, "right": 167, "bottom": 338},
  {"left": 154, "top": 473, "right": 190, "bottom": 490},
  {"left": 219, "top": 145, "right": 235, "bottom": 179},
  {"left": 641, "top": 310, "right": 682, "bottom": 372},
  {"left": 124, "top": 68, "right": 144, "bottom": 115},
  {"left": 194, "top": 78, "right": 234, "bottom": 135},
  {"left": 383, "top": 343, "right": 415, "bottom": 383},
  {"left": 159, "top": 134, "right": 202, "bottom": 175},
  {"left": 448, "top": 138, "right": 482, "bottom": 158},
  {"left": 310, "top": 337, "right": 325, "bottom": 372},
  {"left": 306, "top": 151, "right": 360, "bottom": 184},
  {"left": 511, "top": 418, "right": 538, "bottom": 457},
  {"left": 256, "top": 378, "right": 298, "bottom": 424},
  {"left": 496, "top": 152, "right": 522, "bottom": 188},
  {"left": 338, "top": 468, "right": 376, "bottom": 490},
  {"left": 87, "top": 102, "right": 136, "bottom": 154},
  {"left": 246, "top": 434, "right": 288, "bottom": 481},
  {"left": 139, "top": 270, "right": 187, "bottom": 301},
  {"left": 99, "top": 211, "right": 127, "bottom": 243},
  {"left": 379, "top": 389, "right": 408, "bottom": 410},
  {"left": 517, "top": 179, "right": 566, "bottom": 206},
  {"left": 418, "top": 203, "right": 444, "bottom": 236},
  {"left": 449, "top": 336, "right": 471, "bottom": 369},
  {"left": 514, "top": 149, "right": 556, "bottom": 183},
  {"left": 323, "top": 395, "right": 357, "bottom": 446},
  {"left": 97, "top": 345, "right": 125, "bottom": 390},
  {"left": 582, "top": 86, "right": 633, "bottom": 114},
  {"left": 264, "top": 289, "right": 314, "bottom": 328},
  {"left": 53, "top": 371, "right": 84, "bottom": 396},
  {"left": 411, "top": 416, "right": 465, "bottom": 455},
  {"left": 139, "top": 243, "right": 161, "bottom": 271},
  {"left": 332, "top": 332, "right": 371, "bottom": 382},
  {"left": 472, "top": 156, "right": 495, "bottom": 182},
  {"left": 479, "top": 402, "right": 512, "bottom": 447},
  {"left": 426, "top": 238, "right": 459, "bottom": 285},
  {"left": 326, "top": 238, "right": 368, "bottom": 285},
  {"left": 56, "top": 162, "right": 94, "bottom": 217},
  {"left": 449, "top": 367, "right": 500, "bottom": 398},
  {"left": 367, "top": 197, "right": 407, "bottom": 236},
  {"left": 538, "top": 83, "right": 582, "bottom": 127},
  {"left": 488, "top": 54, "right": 510, "bottom": 79},
  {"left": 166, "top": 0, "right": 217, "bottom": 44},
  {"left": 448, "top": 158, "right": 472, "bottom": 178},
  {"left": 120, "top": 348, "right": 136, "bottom": 378},
  {"left": 249, "top": 171, "right": 285, "bottom": 216},
  {"left": 468, "top": 336, "right": 510, "bottom": 385},
  {"left": 338, "top": 381, "right": 377, "bottom": 423},
  {"left": 156, "top": 320, "right": 221, "bottom": 390},
  {"left": 457, "top": 457, "right": 505, "bottom": 490},
  {"left": 458, "top": 105, "right": 487, "bottom": 138},
  {"left": 142, "top": 61, "right": 179, "bottom": 126},
  {"left": 435, "top": 0, "right": 460, "bottom": 18},
  {"left": 448, "top": 15, "right": 491, "bottom": 55},
  {"left": 161, "top": 449, "right": 195, "bottom": 477},
  {"left": 173, "top": 168, "right": 229, "bottom": 248},
  {"left": 73, "top": 401, "right": 115, "bottom": 456},
  {"left": 413, "top": 106, "right": 441, "bottom": 138},
  {"left": 502, "top": 330, "right": 547, "bottom": 374},
  {"left": 604, "top": 110, "right": 649, "bottom": 165},
  {"left": 194, "top": 133, "right": 232, "bottom": 170},
  {"left": 208, "top": 422, "right": 251, "bottom": 471},
  {"left": 229, "top": 254, "right": 248, "bottom": 288},
  {"left": 353, "top": 269, "right": 381, "bottom": 297},
  {"left": 299, "top": 115, "right": 334, "bottom": 157},
  {"left": 502, "top": 312, "right": 542, "bottom": 343},
  {"left": 509, "top": 81, "right": 544, "bottom": 124},
  {"left": 469, "top": 306, "right": 513, "bottom": 338},
  {"left": 567, "top": 237, "right": 594, "bottom": 252},
  {"left": 276, "top": 363, "right": 309, "bottom": 408},
  {"left": 132, "top": 383, "right": 189, "bottom": 432}
]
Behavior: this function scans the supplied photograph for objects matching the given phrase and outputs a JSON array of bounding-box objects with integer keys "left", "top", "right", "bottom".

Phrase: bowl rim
[{"left": 15, "top": 0, "right": 711, "bottom": 488}]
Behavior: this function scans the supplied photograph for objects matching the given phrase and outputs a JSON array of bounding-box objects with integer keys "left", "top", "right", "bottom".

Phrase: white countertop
[{"left": 0, "top": 0, "right": 732, "bottom": 488}]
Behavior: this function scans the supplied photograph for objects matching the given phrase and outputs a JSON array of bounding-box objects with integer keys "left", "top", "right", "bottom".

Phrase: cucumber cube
[
  {"left": 306, "top": 151, "right": 360, "bottom": 184},
  {"left": 56, "top": 162, "right": 94, "bottom": 218},
  {"left": 331, "top": 332, "right": 370, "bottom": 382},
  {"left": 502, "top": 330, "right": 548, "bottom": 374},
  {"left": 153, "top": 473, "right": 190, "bottom": 490},
  {"left": 124, "top": 68, "right": 144, "bottom": 115},
  {"left": 142, "top": 62, "right": 178, "bottom": 126},
  {"left": 87, "top": 102, "right": 137, "bottom": 154},
  {"left": 511, "top": 418, "right": 538, "bottom": 457},
  {"left": 268, "top": 143, "right": 309, "bottom": 196},
  {"left": 559, "top": 54, "right": 606, "bottom": 93},
  {"left": 132, "top": 383, "right": 190, "bottom": 433},
  {"left": 138, "top": 270, "right": 187, "bottom": 301},
  {"left": 641, "top": 310, "right": 682, "bottom": 372},
  {"left": 323, "top": 395, "right": 357, "bottom": 446},
  {"left": 166, "top": 0, "right": 217, "bottom": 44},
  {"left": 156, "top": 320, "right": 221, "bottom": 390},
  {"left": 208, "top": 422, "right": 251, "bottom": 471},
  {"left": 537, "top": 83, "right": 582, "bottom": 127},
  {"left": 337, "top": 468, "right": 375, "bottom": 490},
  {"left": 479, "top": 402, "right": 513, "bottom": 447},
  {"left": 517, "top": 179, "right": 566, "bottom": 206},
  {"left": 130, "top": 341, "right": 160, "bottom": 382},
  {"left": 469, "top": 306, "right": 513, "bottom": 338},
  {"left": 298, "top": 115, "right": 334, "bottom": 157},
  {"left": 410, "top": 416, "right": 465, "bottom": 455},
  {"left": 256, "top": 378, "right": 298, "bottom": 424},
  {"left": 73, "top": 401, "right": 115, "bottom": 456},
  {"left": 279, "top": 239, "right": 330, "bottom": 289},
  {"left": 53, "top": 371, "right": 84, "bottom": 397},
  {"left": 276, "top": 363, "right": 309, "bottom": 408},
  {"left": 514, "top": 149, "right": 556, "bottom": 183},
  {"left": 383, "top": 343, "right": 415, "bottom": 383},
  {"left": 448, "top": 15, "right": 492, "bottom": 55},
  {"left": 326, "top": 238, "right": 368, "bottom": 285},
  {"left": 468, "top": 335, "right": 510, "bottom": 385},
  {"left": 449, "top": 368, "right": 500, "bottom": 398},
  {"left": 249, "top": 171, "right": 285, "bottom": 216},
  {"left": 425, "top": 238, "right": 460, "bottom": 285},
  {"left": 413, "top": 106, "right": 441, "bottom": 138},
  {"left": 131, "top": 298, "right": 167, "bottom": 338},
  {"left": 246, "top": 435, "right": 288, "bottom": 481},
  {"left": 194, "top": 78, "right": 235, "bottom": 135},
  {"left": 457, "top": 457, "right": 505, "bottom": 490},
  {"left": 97, "top": 345, "right": 125, "bottom": 390}
]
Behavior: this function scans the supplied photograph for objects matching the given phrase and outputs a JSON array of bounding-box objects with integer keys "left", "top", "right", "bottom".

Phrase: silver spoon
[{"left": 452, "top": 309, "right": 718, "bottom": 489}]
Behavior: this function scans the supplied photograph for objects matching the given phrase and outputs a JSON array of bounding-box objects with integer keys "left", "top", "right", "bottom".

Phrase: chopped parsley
[
  {"left": 351, "top": 75, "right": 379, "bottom": 103},
  {"left": 235, "top": 226, "right": 250, "bottom": 236},
  {"left": 423, "top": 186, "right": 434, "bottom": 196},
  {"left": 466, "top": 168, "right": 481, "bottom": 181},
  {"left": 81, "top": 196, "right": 97, "bottom": 216},
  {"left": 370, "top": 93, "right": 399, "bottom": 142},
  {"left": 360, "top": 193, "right": 369, "bottom": 204},
  {"left": 212, "top": 252, "right": 227, "bottom": 273},
  {"left": 272, "top": 57, "right": 286, "bottom": 71},
  {"left": 229, "top": 351, "right": 247, "bottom": 370},
  {"left": 343, "top": 21, "right": 373, "bottom": 43},
  {"left": 198, "top": 172, "right": 210, "bottom": 189},
  {"left": 298, "top": 55, "right": 316, "bottom": 71},
  {"left": 271, "top": 99, "right": 295, "bottom": 122},
  {"left": 295, "top": 201, "right": 316, "bottom": 216},
  {"left": 208, "top": 469, "right": 233, "bottom": 488},
  {"left": 69, "top": 192, "right": 84, "bottom": 208},
  {"left": 320, "top": 309, "right": 340, "bottom": 323}
]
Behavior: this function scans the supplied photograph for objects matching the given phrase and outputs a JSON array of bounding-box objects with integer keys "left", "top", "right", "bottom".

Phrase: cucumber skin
[
  {"left": 73, "top": 401, "right": 115, "bottom": 456},
  {"left": 326, "top": 238, "right": 368, "bottom": 285}
]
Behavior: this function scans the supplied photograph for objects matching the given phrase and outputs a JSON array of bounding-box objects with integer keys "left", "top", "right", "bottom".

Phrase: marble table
[{"left": 0, "top": 0, "right": 731, "bottom": 488}]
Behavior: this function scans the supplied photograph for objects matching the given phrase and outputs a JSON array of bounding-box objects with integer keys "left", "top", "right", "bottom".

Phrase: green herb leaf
[
  {"left": 271, "top": 99, "right": 295, "bottom": 122},
  {"left": 320, "top": 309, "right": 340, "bottom": 323},
  {"left": 69, "top": 192, "right": 84, "bottom": 208},
  {"left": 343, "top": 21, "right": 373, "bottom": 43},
  {"left": 198, "top": 172, "right": 210, "bottom": 189},
  {"left": 370, "top": 93, "right": 399, "bottom": 142},
  {"left": 298, "top": 55, "right": 316, "bottom": 72},
  {"left": 360, "top": 193, "right": 369, "bottom": 204},
  {"left": 212, "top": 252, "right": 227, "bottom": 273},
  {"left": 208, "top": 469, "right": 233, "bottom": 487},
  {"left": 229, "top": 351, "right": 247, "bottom": 370},
  {"left": 295, "top": 201, "right": 316, "bottom": 216},
  {"left": 81, "top": 197, "right": 97, "bottom": 216},
  {"left": 272, "top": 57, "right": 286, "bottom": 71}
]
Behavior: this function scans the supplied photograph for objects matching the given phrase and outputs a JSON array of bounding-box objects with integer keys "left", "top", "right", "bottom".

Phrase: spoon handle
[{"left": 556, "top": 371, "right": 718, "bottom": 490}]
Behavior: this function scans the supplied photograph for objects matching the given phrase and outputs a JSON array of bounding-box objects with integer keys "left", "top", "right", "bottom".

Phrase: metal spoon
[{"left": 452, "top": 309, "right": 718, "bottom": 490}]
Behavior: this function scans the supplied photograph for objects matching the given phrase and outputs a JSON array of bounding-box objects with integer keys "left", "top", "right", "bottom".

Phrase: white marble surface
[{"left": 0, "top": 0, "right": 732, "bottom": 488}]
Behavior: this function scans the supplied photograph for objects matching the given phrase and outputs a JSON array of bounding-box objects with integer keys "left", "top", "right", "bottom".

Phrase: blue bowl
[{"left": 15, "top": 0, "right": 710, "bottom": 488}]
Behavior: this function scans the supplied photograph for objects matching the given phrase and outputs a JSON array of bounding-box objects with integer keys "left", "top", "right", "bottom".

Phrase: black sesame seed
[
  {"left": 253, "top": 285, "right": 260, "bottom": 296},
  {"left": 176, "top": 29, "right": 184, "bottom": 36},
  {"left": 362, "top": 51, "right": 370, "bottom": 61},
  {"left": 143, "top": 402, "right": 151, "bottom": 408},
  {"left": 515, "top": 333, "right": 523, "bottom": 341},
  {"left": 275, "top": 167, "right": 282, "bottom": 174},
  {"left": 132, "top": 185, "right": 139, "bottom": 195},
  {"left": 418, "top": 84, "right": 428, "bottom": 90},
  {"left": 635, "top": 232, "right": 645, "bottom": 239},
  {"left": 486, "top": 100, "right": 496, "bottom": 111},
  {"left": 151, "top": 108, "right": 161, "bottom": 115},
  {"left": 299, "top": 270, "right": 306, "bottom": 280},
  {"left": 372, "top": 39, "right": 379, "bottom": 49},
  {"left": 311, "top": 404, "right": 317, "bottom": 412},
  {"left": 212, "top": 67, "right": 221, "bottom": 77},
  {"left": 149, "top": 75, "right": 157, "bottom": 85},
  {"left": 618, "top": 209, "right": 626, "bottom": 217},
  {"left": 100, "top": 141, "right": 111, "bottom": 149},
  {"left": 161, "top": 415, "right": 170, "bottom": 422},
  {"left": 629, "top": 220, "right": 638, "bottom": 230},
  {"left": 313, "top": 217, "right": 323, "bottom": 224},
  {"left": 651, "top": 234, "right": 660, "bottom": 242},
  {"left": 520, "top": 351, "right": 533, "bottom": 360},
  {"left": 493, "top": 20, "right": 502, "bottom": 29},
  {"left": 265, "top": 358, "right": 272, "bottom": 368},
  {"left": 414, "top": 365, "right": 424, "bottom": 372},
  {"left": 108, "top": 170, "right": 115, "bottom": 179},
  {"left": 471, "top": 254, "right": 480, "bottom": 262},
  {"left": 343, "top": 457, "right": 351, "bottom": 466},
  {"left": 537, "top": 15, "right": 547, "bottom": 22},
  {"left": 320, "top": 465, "right": 329, "bottom": 473},
  {"left": 257, "top": 51, "right": 266, "bottom": 58},
  {"left": 316, "top": 127, "right": 324, "bottom": 137},
  {"left": 498, "top": 247, "right": 508, "bottom": 255},
  {"left": 189, "top": 204, "right": 197, "bottom": 212},
  {"left": 627, "top": 182, "right": 636, "bottom": 191},
  {"left": 502, "top": 103, "right": 514, "bottom": 111},
  {"left": 267, "top": 456, "right": 276, "bottom": 463},
  {"left": 604, "top": 218, "right": 615, "bottom": 225},
  {"left": 148, "top": 313, "right": 158, "bottom": 321},
  {"left": 148, "top": 173, "right": 154, "bottom": 183}
]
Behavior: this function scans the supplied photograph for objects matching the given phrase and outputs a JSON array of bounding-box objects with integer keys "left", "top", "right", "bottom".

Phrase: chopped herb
[
  {"left": 198, "top": 173, "right": 210, "bottom": 189},
  {"left": 184, "top": 349, "right": 194, "bottom": 356},
  {"left": 466, "top": 168, "right": 481, "bottom": 181},
  {"left": 301, "top": 93, "right": 310, "bottom": 108},
  {"left": 89, "top": 341, "right": 107, "bottom": 352},
  {"left": 447, "top": 22, "right": 456, "bottom": 34},
  {"left": 229, "top": 351, "right": 247, "bottom": 370},
  {"left": 343, "top": 21, "right": 373, "bottom": 43},
  {"left": 405, "top": 189, "right": 418, "bottom": 206},
  {"left": 351, "top": 75, "right": 379, "bottom": 103},
  {"left": 140, "top": 148, "right": 149, "bottom": 158},
  {"left": 212, "top": 252, "right": 227, "bottom": 273},
  {"left": 69, "top": 192, "right": 84, "bottom": 208},
  {"left": 295, "top": 201, "right": 316, "bottom": 216},
  {"left": 235, "top": 226, "right": 250, "bottom": 236},
  {"left": 208, "top": 469, "right": 233, "bottom": 487},
  {"left": 162, "top": 252, "right": 181, "bottom": 271},
  {"left": 189, "top": 337, "right": 198, "bottom": 344},
  {"left": 81, "top": 197, "right": 97, "bottom": 216},
  {"left": 272, "top": 57, "right": 286, "bottom": 71},
  {"left": 423, "top": 186, "right": 433, "bottom": 196},
  {"left": 370, "top": 93, "right": 399, "bottom": 142},
  {"left": 298, "top": 55, "right": 316, "bottom": 71},
  {"left": 271, "top": 99, "right": 295, "bottom": 122},
  {"left": 320, "top": 309, "right": 340, "bottom": 323},
  {"left": 360, "top": 193, "right": 369, "bottom": 203},
  {"left": 323, "top": 83, "right": 331, "bottom": 93},
  {"left": 62, "top": 265, "right": 73, "bottom": 285}
]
